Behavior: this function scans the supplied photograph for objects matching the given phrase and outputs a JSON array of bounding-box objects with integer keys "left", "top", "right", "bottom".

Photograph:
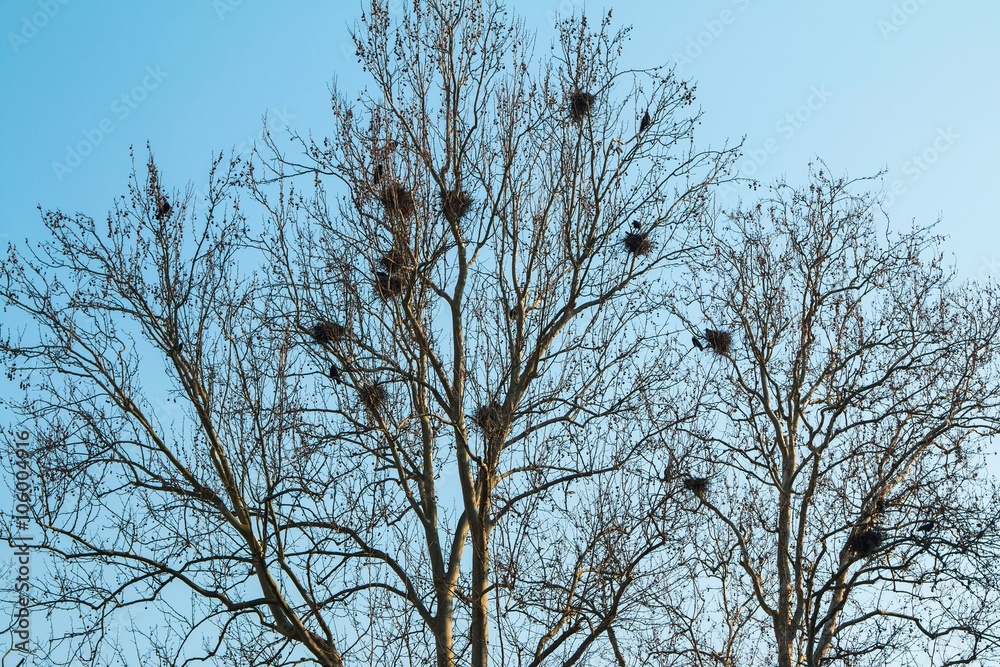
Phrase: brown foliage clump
[
  {"left": 380, "top": 247, "right": 410, "bottom": 274},
  {"left": 378, "top": 182, "right": 416, "bottom": 219},
  {"left": 374, "top": 271, "right": 405, "bottom": 299},
  {"left": 441, "top": 188, "right": 473, "bottom": 224},
  {"left": 569, "top": 91, "right": 596, "bottom": 123},
  {"left": 473, "top": 401, "right": 507, "bottom": 437},
  {"left": 846, "top": 528, "right": 884, "bottom": 557},
  {"left": 359, "top": 383, "right": 388, "bottom": 415},
  {"left": 683, "top": 477, "right": 709, "bottom": 497},
  {"left": 624, "top": 232, "right": 653, "bottom": 256},
  {"left": 311, "top": 320, "right": 346, "bottom": 346},
  {"left": 704, "top": 329, "right": 732, "bottom": 355}
]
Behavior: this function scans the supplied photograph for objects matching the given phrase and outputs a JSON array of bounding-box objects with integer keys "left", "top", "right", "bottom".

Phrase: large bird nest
[
  {"left": 359, "top": 383, "right": 388, "bottom": 415},
  {"left": 704, "top": 329, "right": 732, "bottom": 355},
  {"left": 378, "top": 182, "right": 416, "bottom": 219},
  {"left": 374, "top": 271, "right": 405, "bottom": 299},
  {"left": 569, "top": 91, "right": 596, "bottom": 123},
  {"left": 846, "top": 528, "right": 884, "bottom": 557},
  {"left": 380, "top": 247, "right": 410, "bottom": 274},
  {"left": 441, "top": 188, "right": 473, "bottom": 224},
  {"left": 310, "top": 320, "right": 346, "bottom": 346},
  {"left": 473, "top": 401, "right": 508, "bottom": 437},
  {"left": 682, "top": 477, "right": 709, "bottom": 497},
  {"left": 623, "top": 232, "right": 653, "bottom": 256}
]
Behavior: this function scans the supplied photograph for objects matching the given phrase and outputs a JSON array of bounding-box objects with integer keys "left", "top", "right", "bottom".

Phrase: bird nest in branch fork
[
  {"left": 359, "top": 383, "right": 388, "bottom": 415},
  {"left": 473, "top": 401, "right": 507, "bottom": 437},
  {"left": 569, "top": 91, "right": 596, "bottom": 123},
  {"left": 310, "top": 320, "right": 346, "bottom": 346},
  {"left": 374, "top": 271, "right": 406, "bottom": 299},
  {"left": 682, "top": 477, "right": 709, "bottom": 497},
  {"left": 846, "top": 528, "right": 884, "bottom": 557},
  {"left": 704, "top": 329, "right": 732, "bottom": 355},
  {"left": 380, "top": 247, "right": 410, "bottom": 274},
  {"left": 624, "top": 232, "right": 653, "bottom": 256},
  {"left": 378, "top": 181, "right": 416, "bottom": 219},
  {"left": 441, "top": 188, "right": 473, "bottom": 224}
]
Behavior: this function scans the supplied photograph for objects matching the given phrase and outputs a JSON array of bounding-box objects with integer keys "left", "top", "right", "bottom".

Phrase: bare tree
[
  {"left": 1, "top": 2, "right": 736, "bottom": 666},
  {"left": 671, "top": 167, "right": 1000, "bottom": 667}
]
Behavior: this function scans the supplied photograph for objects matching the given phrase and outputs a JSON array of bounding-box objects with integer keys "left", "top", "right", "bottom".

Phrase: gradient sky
[
  {"left": 2, "top": 1, "right": 999, "bottom": 281},
  {"left": 1, "top": 1, "right": 999, "bottom": 659}
]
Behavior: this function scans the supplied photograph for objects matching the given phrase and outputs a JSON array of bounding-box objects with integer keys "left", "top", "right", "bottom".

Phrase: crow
[
  {"left": 631, "top": 221, "right": 642, "bottom": 230},
  {"left": 691, "top": 336, "right": 704, "bottom": 351},
  {"left": 156, "top": 198, "right": 172, "bottom": 221},
  {"left": 916, "top": 521, "right": 935, "bottom": 532},
  {"left": 171, "top": 342, "right": 183, "bottom": 355},
  {"left": 639, "top": 110, "right": 651, "bottom": 133},
  {"left": 329, "top": 364, "right": 342, "bottom": 383}
]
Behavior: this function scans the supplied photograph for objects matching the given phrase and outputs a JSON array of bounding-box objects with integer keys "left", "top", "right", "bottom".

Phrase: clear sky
[
  {"left": 2, "top": 4, "right": 999, "bottom": 501},
  {"left": 1, "top": 2, "right": 999, "bottom": 662},
  {"left": 2, "top": 1, "right": 999, "bottom": 281}
]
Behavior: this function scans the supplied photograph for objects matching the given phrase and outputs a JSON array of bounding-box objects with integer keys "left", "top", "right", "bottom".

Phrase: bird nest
[
  {"left": 380, "top": 247, "right": 410, "bottom": 274},
  {"left": 704, "top": 329, "right": 732, "bottom": 355},
  {"left": 473, "top": 401, "right": 507, "bottom": 437},
  {"left": 623, "top": 232, "right": 653, "bottom": 256},
  {"left": 374, "top": 271, "right": 405, "bottom": 299},
  {"left": 359, "top": 383, "right": 388, "bottom": 414},
  {"left": 569, "top": 91, "right": 596, "bottom": 123},
  {"left": 682, "top": 477, "right": 709, "bottom": 496},
  {"left": 846, "top": 528, "right": 884, "bottom": 557},
  {"left": 441, "top": 188, "right": 473, "bottom": 224},
  {"left": 378, "top": 182, "right": 416, "bottom": 219},
  {"left": 310, "top": 320, "right": 346, "bottom": 346}
]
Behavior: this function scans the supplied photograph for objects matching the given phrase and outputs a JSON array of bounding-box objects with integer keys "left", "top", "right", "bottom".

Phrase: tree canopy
[{"left": 3, "top": 2, "right": 1000, "bottom": 667}]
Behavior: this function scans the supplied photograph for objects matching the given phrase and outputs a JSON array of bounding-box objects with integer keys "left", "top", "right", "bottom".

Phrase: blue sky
[
  {"left": 1, "top": 2, "right": 999, "bottom": 661},
  {"left": 2, "top": 1, "right": 999, "bottom": 282},
  {"left": 1, "top": 4, "right": 998, "bottom": 474},
  {"left": 2, "top": 1, "right": 999, "bottom": 276}
]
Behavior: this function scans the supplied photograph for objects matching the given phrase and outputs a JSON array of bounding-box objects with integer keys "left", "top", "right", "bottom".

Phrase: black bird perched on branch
[
  {"left": 639, "top": 110, "right": 651, "bottom": 133},
  {"left": 631, "top": 221, "right": 642, "bottom": 230},
  {"left": 691, "top": 336, "right": 704, "bottom": 351},
  {"left": 917, "top": 521, "right": 935, "bottom": 532},
  {"left": 329, "top": 364, "right": 341, "bottom": 383},
  {"left": 156, "top": 198, "right": 172, "bottom": 221}
]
